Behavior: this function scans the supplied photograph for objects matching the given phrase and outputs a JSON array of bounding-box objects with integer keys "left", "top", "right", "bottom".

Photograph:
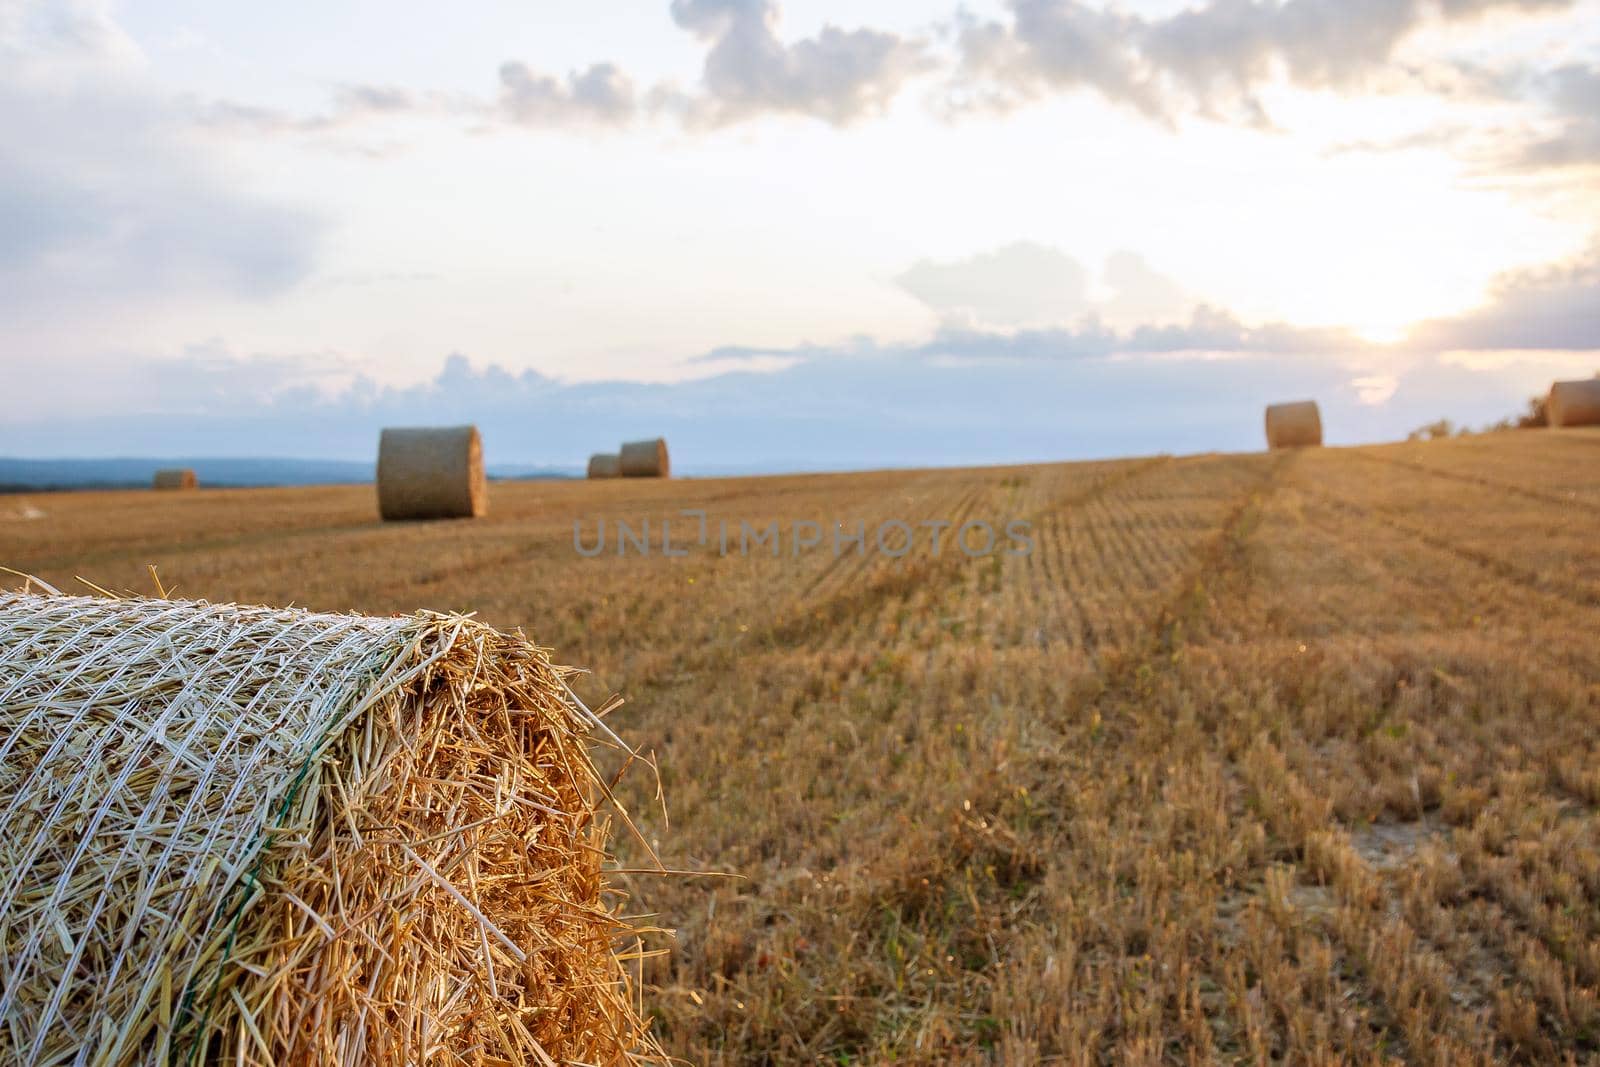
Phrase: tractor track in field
[
  {"left": 974, "top": 451, "right": 1331, "bottom": 1057},
  {"left": 1196, "top": 457, "right": 1478, "bottom": 1062},
  {"left": 1303, "top": 486, "right": 1600, "bottom": 614},
  {"left": 711, "top": 456, "right": 1176, "bottom": 655},
  {"left": 1351, "top": 449, "right": 1600, "bottom": 516},
  {"left": 978, "top": 450, "right": 1292, "bottom": 746},
  {"left": 1054, "top": 451, "right": 1518, "bottom": 1059},
  {"left": 613, "top": 454, "right": 1288, "bottom": 1058},
  {"left": 789, "top": 486, "right": 962, "bottom": 602}
]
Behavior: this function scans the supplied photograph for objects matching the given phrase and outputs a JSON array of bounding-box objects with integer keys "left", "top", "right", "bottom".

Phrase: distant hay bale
[
  {"left": 152, "top": 468, "right": 197, "bottom": 490},
  {"left": 0, "top": 590, "right": 658, "bottom": 1065},
  {"left": 6, "top": 500, "right": 46, "bottom": 521},
  {"left": 376, "top": 425, "right": 486, "bottom": 520},
  {"left": 1547, "top": 378, "right": 1600, "bottom": 428},
  {"left": 619, "top": 438, "right": 670, "bottom": 478},
  {"left": 1264, "top": 401, "right": 1323, "bottom": 450},
  {"left": 587, "top": 452, "right": 622, "bottom": 479}
]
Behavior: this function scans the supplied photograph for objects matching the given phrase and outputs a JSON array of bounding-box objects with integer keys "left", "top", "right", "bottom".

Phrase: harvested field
[{"left": 5, "top": 430, "right": 1600, "bottom": 1064}]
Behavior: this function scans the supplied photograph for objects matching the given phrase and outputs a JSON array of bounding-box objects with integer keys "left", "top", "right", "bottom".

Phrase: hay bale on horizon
[
  {"left": 619, "top": 437, "right": 670, "bottom": 478},
  {"left": 377, "top": 425, "right": 486, "bottom": 520},
  {"left": 0, "top": 590, "right": 659, "bottom": 1065},
  {"left": 1547, "top": 378, "right": 1600, "bottom": 428},
  {"left": 152, "top": 468, "right": 196, "bottom": 490},
  {"left": 1264, "top": 401, "right": 1323, "bottom": 450},
  {"left": 587, "top": 452, "right": 622, "bottom": 479}
]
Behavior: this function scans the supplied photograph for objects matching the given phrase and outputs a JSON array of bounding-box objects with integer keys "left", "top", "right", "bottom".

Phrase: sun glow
[{"left": 1353, "top": 322, "right": 1412, "bottom": 346}]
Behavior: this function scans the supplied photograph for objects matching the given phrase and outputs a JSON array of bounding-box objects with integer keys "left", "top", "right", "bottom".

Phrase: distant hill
[{"left": 0, "top": 457, "right": 580, "bottom": 492}]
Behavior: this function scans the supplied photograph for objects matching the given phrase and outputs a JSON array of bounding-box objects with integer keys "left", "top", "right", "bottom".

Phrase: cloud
[
  {"left": 0, "top": 0, "right": 142, "bottom": 72},
  {"left": 193, "top": 1, "right": 927, "bottom": 136},
  {"left": 668, "top": 0, "right": 930, "bottom": 126},
  {"left": 1408, "top": 243, "right": 1600, "bottom": 351},
  {"left": 192, "top": 84, "right": 440, "bottom": 138},
  {"left": 1322, "top": 57, "right": 1600, "bottom": 175},
  {"left": 497, "top": 61, "right": 638, "bottom": 126},
  {"left": 0, "top": 340, "right": 1357, "bottom": 467},
  {"left": 11, "top": 238, "right": 1598, "bottom": 468},
  {"left": 168, "top": 0, "right": 1584, "bottom": 142},
  {"left": 138, "top": 339, "right": 365, "bottom": 409},
  {"left": 1351, "top": 373, "right": 1399, "bottom": 404},
  {"left": 1141, "top": 0, "right": 1424, "bottom": 111},
  {"left": 686, "top": 299, "right": 1367, "bottom": 366},
  {"left": 0, "top": 324, "right": 1544, "bottom": 470},
  {"left": 895, "top": 242, "right": 1093, "bottom": 325},
  {"left": 915, "top": 303, "right": 1368, "bottom": 362},
  {"left": 1102, "top": 250, "right": 1189, "bottom": 325},
  {"left": 953, "top": 0, "right": 1577, "bottom": 123},
  {"left": 895, "top": 244, "right": 1192, "bottom": 329},
  {"left": 1508, "top": 63, "right": 1600, "bottom": 169},
  {"left": 195, "top": 66, "right": 638, "bottom": 138},
  {"left": 952, "top": 2, "right": 1164, "bottom": 119},
  {"left": 0, "top": 82, "right": 320, "bottom": 314}
]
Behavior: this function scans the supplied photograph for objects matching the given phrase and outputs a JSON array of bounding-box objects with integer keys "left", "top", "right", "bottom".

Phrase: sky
[{"left": 2, "top": 0, "right": 1598, "bottom": 472}]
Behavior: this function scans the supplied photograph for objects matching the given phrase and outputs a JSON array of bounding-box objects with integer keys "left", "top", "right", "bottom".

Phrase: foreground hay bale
[
  {"left": 152, "top": 468, "right": 197, "bottom": 490},
  {"left": 0, "top": 591, "right": 657, "bottom": 1065},
  {"left": 1264, "top": 401, "right": 1323, "bottom": 449},
  {"left": 619, "top": 438, "right": 670, "bottom": 478},
  {"left": 376, "top": 425, "right": 486, "bottom": 520},
  {"left": 1547, "top": 378, "right": 1600, "bottom": 428},
  {"left": 588, "top": 452, "right": 622, "bottom": 479}
]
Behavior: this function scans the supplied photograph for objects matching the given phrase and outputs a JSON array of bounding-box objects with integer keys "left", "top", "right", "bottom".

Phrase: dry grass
[
  {"left": 4, "top": 431, "right": 1600, "bottom": 1062},
  {"left": 0, "top": 591, "right": 657, "bottom": 1065}
]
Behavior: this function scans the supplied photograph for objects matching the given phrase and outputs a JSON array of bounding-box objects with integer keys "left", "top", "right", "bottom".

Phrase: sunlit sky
[{"left": 3, "top": 0, "right": 1599, "bottom": 468}]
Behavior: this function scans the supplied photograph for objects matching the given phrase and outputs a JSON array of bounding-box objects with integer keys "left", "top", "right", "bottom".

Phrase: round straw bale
[
  {"left": 1264, "top": 401, "right": 1323, "bottom": 449},
  {"left": 376, "top": 425, "right": 486, "bottom": 520},
  {"left": 0, "top": 590, "right": 661, "bottom": 1065},
  {"left": 1547, "top": 378, "right": 1600, "bottom": 428},
  {"left": 619, "top": 437, "right": 670, "bottom": 478},
  {"left": 152, "top": 468, "right": 197, "bottom": 490},
  {"left": 587, "top": 452, "right": 622, "bottom": 479}
]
